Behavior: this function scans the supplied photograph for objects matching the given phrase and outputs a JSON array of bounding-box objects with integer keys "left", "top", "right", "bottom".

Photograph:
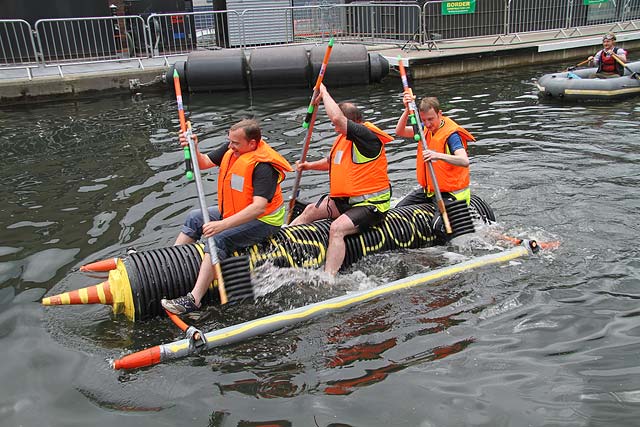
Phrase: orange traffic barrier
[
  {"left": 112, "top": 346, "right": 162, "bottom": 370},
  {"left": 42, "top": 280, "right": 113, "bottom": 306},
  {"left": 79, "top": 257, "right": 118, "bottom": 272}
]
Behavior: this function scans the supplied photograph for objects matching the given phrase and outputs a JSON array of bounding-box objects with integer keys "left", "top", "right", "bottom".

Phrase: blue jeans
[{"left": 180, "top": 207, "right": 280, "bottom": 260}]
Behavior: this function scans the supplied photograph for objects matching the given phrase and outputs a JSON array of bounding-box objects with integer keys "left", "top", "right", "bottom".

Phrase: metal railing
[
  {"left": 0, "top": 19, "right": 39, "bottom": 66},
  {"left": 422, "top": 0, "right": 507, "bottom": 44},
  {"left": 34, "top": 16, "right": 148, "bottom": 66},
  {"left": 507, "top": 0, "right": 569, "bottom": 35},
  {"left": 1, "top": 1, "right": 639, "bottom": 69},
  {"left": 146, "top": 11, "right": 219, "bottom": 55},
  {"left": 332, "top": 2, "right": 422, "bottom": 45}
]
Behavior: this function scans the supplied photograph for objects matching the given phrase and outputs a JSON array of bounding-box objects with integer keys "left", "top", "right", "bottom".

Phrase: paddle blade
[{"left": 431, "top": 200, "right": 475, "bottom": 244}]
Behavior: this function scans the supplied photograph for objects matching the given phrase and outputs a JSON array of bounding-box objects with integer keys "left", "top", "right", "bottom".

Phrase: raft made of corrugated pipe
[{"left": 43, "top": 196, "right": 495, "bottom": 322}]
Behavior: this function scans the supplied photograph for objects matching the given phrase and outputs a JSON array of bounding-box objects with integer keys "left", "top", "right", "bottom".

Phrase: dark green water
[{"left": 1, "top": 63, "right": 639, "bottom": 426}]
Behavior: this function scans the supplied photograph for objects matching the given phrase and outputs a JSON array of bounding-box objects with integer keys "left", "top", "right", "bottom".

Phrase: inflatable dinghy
[{"left": 536, "top": 61, "right": 640, "bottom": 100}]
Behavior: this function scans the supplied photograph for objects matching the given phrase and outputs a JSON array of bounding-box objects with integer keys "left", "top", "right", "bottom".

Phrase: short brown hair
[
  {"left": 338, "top": 102, "right": 363, "bottom": 123},
  {"left": 419, "top": 97, "right": 441, "bottom": 114},
  {"left": 230, "top": 119, "right": 261, "bottom": 141}
]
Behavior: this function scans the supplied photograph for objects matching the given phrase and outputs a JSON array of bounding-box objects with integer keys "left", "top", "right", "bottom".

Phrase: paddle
[
  {"left": 565, "top": 57, "right": 591, "bottom": 71},
  {"left": 173, "top": 69, "right": 228, "bottom": 305},
  {"left": 302, "top": 37, "right": 334, "bottom": 129},
  {"left": 397, "top": 56, "right": 453, "bottom": 235},
  {"left": 610, "top": 52, "right": 639, "bottom": 79},
  {"left": 287, "top": 37, "right": 334, "bottom": 224}
]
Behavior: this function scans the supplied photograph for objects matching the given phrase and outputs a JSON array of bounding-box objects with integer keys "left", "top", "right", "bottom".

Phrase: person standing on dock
[
  {"left": 394, "top": 94, "right": 475, "bottom": 208},
  {"left": 162, "top": 119, "right": 292, "bottom": 314},
  {"left": 589, "top": 32, "right": 628, "bottom": 77},
  {"left": 290, "top": 83, "right": 394, "bottom": 276}
]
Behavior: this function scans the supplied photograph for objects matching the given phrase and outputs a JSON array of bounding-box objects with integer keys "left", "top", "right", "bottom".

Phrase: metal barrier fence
[
  {"left": 507, "top": 0, "right": 568, "bottom": 35},
  {"left": 422, "top": 0, "right": 507, "bottom": 44},
  {"left": 623, "top": 0, "right": 640, "bottom": 24},
  {"left": 508, "top": 0, "right": 640, "bottom": 36},
  {"left": 146, "top": 11, "right": 237, "bottom": 55},
  {"left": 331, "top": 3, "right": 422, "bottom": 45},
  {"left": 0, "top": 19, "right": 38, "bottom": 66},
  {"left": 34, "top": 16, "right": 148, "bottom": 65},
  {"left": 1, "top": 1, "right": 639, "bottom": 68}
]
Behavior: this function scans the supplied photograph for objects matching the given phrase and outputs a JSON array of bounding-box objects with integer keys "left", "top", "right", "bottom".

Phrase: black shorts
[
  {"left": 396, "top": 188, "right": 458, "bottom": 208},
  {"left": 331, "top": 197, "right": 387, "bottom": 231}
]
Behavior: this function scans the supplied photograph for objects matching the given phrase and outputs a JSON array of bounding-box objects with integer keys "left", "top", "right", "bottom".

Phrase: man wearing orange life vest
[
  {"left": 290, "top": 83, "right": 394, "bottom": 276},
  {"left": 162, "top": 119, "right": 292, "bottom": 314},
  {"left": 394, "top": 94, "right": 474, "bottom": 207}
]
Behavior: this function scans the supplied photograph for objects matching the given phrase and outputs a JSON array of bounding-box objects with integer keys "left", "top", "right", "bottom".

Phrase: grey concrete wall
[
  {"left": 410, "top": 40, "right": 640, "bottom": 79},
  {"left": 409, "top": 39, "right": 640, "bottom": 79}
]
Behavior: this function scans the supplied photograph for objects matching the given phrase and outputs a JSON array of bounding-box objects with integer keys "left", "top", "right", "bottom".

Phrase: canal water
[{"left": 1, "top": 62, "right": 639, "bottom": 426}]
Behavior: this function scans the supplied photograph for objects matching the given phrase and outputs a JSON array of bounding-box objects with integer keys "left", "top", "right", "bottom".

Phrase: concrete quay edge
[{"left": 2, "top": 29, "right": 640, "bottom": 105}]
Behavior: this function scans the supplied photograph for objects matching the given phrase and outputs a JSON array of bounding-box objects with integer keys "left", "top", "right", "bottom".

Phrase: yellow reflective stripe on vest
[
  {"left": 348, "top": 188, "right": 390, "bottom": 204},
  {"left": 350, "top": 189, "right": 391, "bottom": 213},
  {"left": 258, "top": 204, "right": 285, "bottom": 227},
  {"left": 352, "top": 143, "right": 381, "bottom": 164},
  {"left": 425, "top": 187, "right": 471, "bottom": 205}
]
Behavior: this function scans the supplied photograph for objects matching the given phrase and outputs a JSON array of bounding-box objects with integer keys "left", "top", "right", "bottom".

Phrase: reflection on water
[{"left": 1, "top": 62, "right": 640, "bottom": 426}]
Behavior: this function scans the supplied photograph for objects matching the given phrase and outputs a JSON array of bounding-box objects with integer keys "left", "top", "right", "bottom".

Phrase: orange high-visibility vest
[
  {"left": 329, "top": 122, "right": 393, "bottom": 198},
  {"left": 417, "top": 116, "right": 475, "bottom": 193},
  {"left": 217, "top": 140, "right": 292, "bottom": 220}
]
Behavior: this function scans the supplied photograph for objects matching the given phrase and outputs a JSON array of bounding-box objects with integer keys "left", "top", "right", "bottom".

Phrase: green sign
[
  {"left": 583, "top": 0, "right": 609, "bottom": 4},
  {"left": 441, "top": 0, "right": 476, "bottom": 15}
]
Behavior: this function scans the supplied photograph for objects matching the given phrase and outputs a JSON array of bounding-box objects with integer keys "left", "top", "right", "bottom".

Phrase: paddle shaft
[
  {"left": 397, "top": 58, "right": 452, "bottom": 234},
  {"left": 173, "top": 72, "right": 194, "bottom": 181},
  {"left": 173, "top": 72, "right": 228, "bottom": 304},
  {"left": 566, "top": 57, "right": 590, "bottom": 71},
  {"left": 287, "top": 107, "right": 318, "bottom": 224},
  {"left": 288, "top": 37, "right": 334, "bottom": 223},
  {"left": 576, "top": 58, "right": 590, "bottom": 67},
  {"left": 610, "top": 52, "right": 639, "bottom": 79},
  {"left": 302, "top": 37, "right": 334, "bottom": 129}
]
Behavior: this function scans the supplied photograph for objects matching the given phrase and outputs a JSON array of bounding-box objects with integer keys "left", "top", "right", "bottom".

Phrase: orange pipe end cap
[{"left": 113, "top": 347, "right": 162, "bottom": 370}]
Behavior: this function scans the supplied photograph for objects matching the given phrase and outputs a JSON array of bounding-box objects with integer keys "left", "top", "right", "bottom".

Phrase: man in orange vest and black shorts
[
  {"left": 162, "top": 119, "right": 292, "bottom": 314},
  {"left": 394, "top": 94, "right": 474, "bottom": 208},
  {"left": 290, "top": 83, "right": 394, "bottom": 276}
]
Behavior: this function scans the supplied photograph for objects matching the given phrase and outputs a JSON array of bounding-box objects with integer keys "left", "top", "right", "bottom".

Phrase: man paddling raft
[
  {"left": 394, "top": 93, "right": 475, "bottom": 208},
  {"left": 290, "top": 83, "right": 394, "bottom": 276},
  {"left": 161, "top": 119, "right": 292, "bottom": 315}
]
